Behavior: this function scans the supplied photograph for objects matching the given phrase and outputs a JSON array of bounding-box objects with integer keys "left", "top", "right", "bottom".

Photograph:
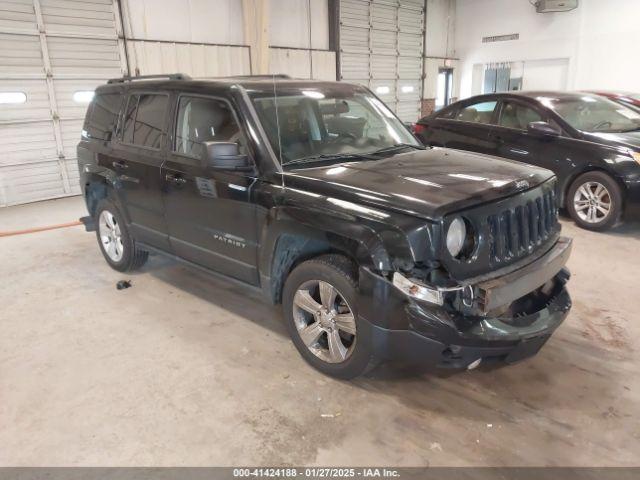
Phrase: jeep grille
[{"left": 487, "top": 189, "right": 558, "bottom": 265}]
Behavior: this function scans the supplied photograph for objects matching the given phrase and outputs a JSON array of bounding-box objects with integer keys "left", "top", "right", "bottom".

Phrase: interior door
[
  {"left": 106, "top": 92, "right": 171, "bottom": 250},
  {"left": 161, "top": 94, "right": 259, "bottom": 284},
  {"left": 490, "top": 99, "right": 547, "bottom": 169}
]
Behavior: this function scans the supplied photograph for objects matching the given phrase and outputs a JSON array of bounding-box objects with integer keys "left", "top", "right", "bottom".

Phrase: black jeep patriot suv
[{"left": 78, "top": 74, "right": 572, "bottom": 379}]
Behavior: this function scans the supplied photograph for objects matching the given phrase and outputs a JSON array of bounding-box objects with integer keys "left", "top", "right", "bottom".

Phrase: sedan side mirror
[
  {"left": 203, "top": 141, "right": 253, "bottom": 172},
  {"left": 527, "top": 121, "right": 561, "bottom": 137}
]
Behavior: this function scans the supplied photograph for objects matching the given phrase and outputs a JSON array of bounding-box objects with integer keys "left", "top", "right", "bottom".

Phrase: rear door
[
  {"left": 427, "top": 99, "right": 499, "bottom": 155},
  {"left": 161, "top": 93, "right": 259, "bottom": 284},
  {"left": 107, "top": 92, "right": 171, "bottom": 250}
]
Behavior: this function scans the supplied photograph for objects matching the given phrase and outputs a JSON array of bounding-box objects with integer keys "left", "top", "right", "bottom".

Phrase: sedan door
[
  {"left": 490, "top": 99, "right": 565, "bottom": 174},
  {"left": 161, "top": 94, "right": 260, "bottom": 284}
]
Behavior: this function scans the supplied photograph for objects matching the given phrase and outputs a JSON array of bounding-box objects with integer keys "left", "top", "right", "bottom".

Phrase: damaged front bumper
[{"left": 357, "top": 237, "right": 573, "bottom": 369}]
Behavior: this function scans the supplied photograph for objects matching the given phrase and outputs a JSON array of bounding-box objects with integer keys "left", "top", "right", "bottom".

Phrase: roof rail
[
  {"left": 222, "top": 74, "right": 292, "bottom": 80},
  {"left": 107, "top": 73, "right": 191, "bottom": 84}
]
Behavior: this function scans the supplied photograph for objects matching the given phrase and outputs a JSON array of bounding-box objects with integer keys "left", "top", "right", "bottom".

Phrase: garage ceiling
[
  {"left": 339, "top": 0, "right": 425, "bottom": 122},
  {"left": 0, "top": 0, "right": 127, "bottom": 206}
]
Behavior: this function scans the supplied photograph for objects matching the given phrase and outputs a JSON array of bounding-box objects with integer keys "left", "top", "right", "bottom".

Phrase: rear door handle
[
  {"left": 112, "top": 160, "right": 128, "bottom": 169},
  {"left": 165, "top": 173, "right": 187, "bottom": 186}
]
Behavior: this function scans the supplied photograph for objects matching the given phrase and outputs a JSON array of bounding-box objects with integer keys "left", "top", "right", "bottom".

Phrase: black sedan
[{"left": 414, "top": 92, "right": 640, "bottom": 230}]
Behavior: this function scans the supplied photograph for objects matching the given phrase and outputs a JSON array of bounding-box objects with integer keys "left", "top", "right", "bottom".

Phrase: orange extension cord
[{"left": 0, "top": 220, "right": 82, "bottom": 238}]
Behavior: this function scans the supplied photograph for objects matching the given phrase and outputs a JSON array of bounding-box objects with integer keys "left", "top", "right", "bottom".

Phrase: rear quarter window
[{"left": 83, "top": 92, "right": 123, "bottom": 141}]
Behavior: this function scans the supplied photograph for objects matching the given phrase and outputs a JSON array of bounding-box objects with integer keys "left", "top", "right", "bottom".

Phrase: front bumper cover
[{"left": 357, "top": 238, "right": 572, "bottom": 369}]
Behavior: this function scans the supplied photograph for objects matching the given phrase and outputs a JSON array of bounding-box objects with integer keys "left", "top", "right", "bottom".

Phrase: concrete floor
[{"left": 1, "top": 196, "right": 639, "bottom": 466}]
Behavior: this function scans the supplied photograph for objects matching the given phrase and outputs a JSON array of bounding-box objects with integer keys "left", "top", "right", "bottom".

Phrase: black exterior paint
[
  {"left": 78, "top": 77, "right": 573, "bottom": 368},
  {"left": 415, "top": 91, "right": 640, "bottom": 214}
]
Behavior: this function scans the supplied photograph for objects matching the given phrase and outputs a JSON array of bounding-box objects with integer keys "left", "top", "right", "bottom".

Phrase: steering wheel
[
  {"left": 329, "top": 132, "right": 357, "bottom": 144},
  {"left": 592, "top": 121, "right": 612, "bottom": 131}
]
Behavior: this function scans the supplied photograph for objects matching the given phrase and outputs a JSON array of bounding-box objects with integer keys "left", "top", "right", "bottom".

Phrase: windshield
[
  {"left": 543, "top": 95, "right": 640, "bottom": 133},
  {"left": 249, "top": 86, "right": 419, "bottom": 165}
]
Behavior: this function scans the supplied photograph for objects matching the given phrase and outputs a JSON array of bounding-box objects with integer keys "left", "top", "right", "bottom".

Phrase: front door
[
  {"left": 161, "top": 94, "right": 259, "bottom": 284},
  {"left": 105, "top": 92, "right": 171, "bottom": 250}
]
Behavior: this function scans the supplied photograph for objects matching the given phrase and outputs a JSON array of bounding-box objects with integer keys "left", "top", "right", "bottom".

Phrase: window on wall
[
  {"left": 122, "top": 94, "right": 168, "bottom": 149},
  {"left": 0, "top": 92, "right": 27, "bottom": 104},
  {"left": 174, "top": 96, "right": 243, "bottom": 159}
]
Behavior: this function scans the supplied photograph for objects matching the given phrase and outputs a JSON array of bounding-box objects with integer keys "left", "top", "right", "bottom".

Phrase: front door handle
[
  {"left": 165, "top": 173, "right": 187, "bottom": 186},
  {"left": 112, "top": 160, "right": 128, "bottom": 169}
]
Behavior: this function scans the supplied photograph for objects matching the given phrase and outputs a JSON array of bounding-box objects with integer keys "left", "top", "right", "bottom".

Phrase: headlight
[
  {"left": 446, "top": 217, "right": 466, "bottom": 257},
  {"left": 631, "top": 151, "right": 640, "bottom": 165}
]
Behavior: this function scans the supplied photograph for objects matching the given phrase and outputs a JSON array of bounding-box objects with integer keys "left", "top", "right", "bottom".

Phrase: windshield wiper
[
  {"left": 368, "top": 143, "right": 426, "bottom": 155},
  {"left": 283, "top": 153, "right": 369, "bottom": 167}
]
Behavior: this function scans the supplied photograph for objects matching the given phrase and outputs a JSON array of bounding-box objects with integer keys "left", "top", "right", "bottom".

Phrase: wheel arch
[
  {"left": 259, "top": 206, "right": 397, "bottom": 304},
  {"left": 560, "top": 166, "right": 627, "bottom": 209}
]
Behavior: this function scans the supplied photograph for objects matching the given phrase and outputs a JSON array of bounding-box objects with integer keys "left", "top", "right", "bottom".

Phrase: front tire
[
  {"left": 566, "top": 171, "right": 622, "bottom": 231},
  {"left": 282, "top": 254, "right": 375, "bottom": 379},
  {"left": 94, "top": 199, "right": 148, "bottom": 272}
]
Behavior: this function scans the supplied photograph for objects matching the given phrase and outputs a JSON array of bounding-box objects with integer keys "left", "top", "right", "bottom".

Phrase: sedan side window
[
  {"left": 499, "top": 101, "right": 542, "bottom": 130},
  {"left": 175, "top": 96, "right": 243, "bottom": 159},
  {"left": 455, "top": 101, "right": 497, "bottom": 124}
]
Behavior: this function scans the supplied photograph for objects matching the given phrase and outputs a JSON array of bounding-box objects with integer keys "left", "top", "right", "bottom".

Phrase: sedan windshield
[
  {"left": 543, "top": 95, "right": 640, "bottom": 133},
  {"left": 249, "top": 87, "right": 419, "bottom": 166}
]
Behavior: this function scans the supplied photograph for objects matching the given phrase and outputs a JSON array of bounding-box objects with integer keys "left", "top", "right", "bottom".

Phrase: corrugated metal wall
[
  {"left": 0, "top": 0, "right": 126, "bottom": 206},
  {"left": 339, "top": 0, "right": 425, "bottom": 122}
]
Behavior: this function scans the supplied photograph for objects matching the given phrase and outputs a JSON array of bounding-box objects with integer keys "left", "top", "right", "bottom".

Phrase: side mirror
[
  {"left": 527, "top": 121, "right": 561, "bottom": 137},
  {"left": 203, "top": 141, "right": 253, "bottom": 172}
]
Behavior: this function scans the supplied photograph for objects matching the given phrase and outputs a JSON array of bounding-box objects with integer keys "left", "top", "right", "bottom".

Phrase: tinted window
[
  {"left": 455, "top": 101, "right": 497, "bottom": 124},
  {"left": 499, "top": 101, "right": 542, "bottom": 130},
  {"left": 175, "top": 96, "right": 242, "bottom": 158},
  {"left": 84, "top": 92, "right": 122, "bottom": 140},
  {"left": 122, "top": 94, "right": 168, "bottom": 148}
]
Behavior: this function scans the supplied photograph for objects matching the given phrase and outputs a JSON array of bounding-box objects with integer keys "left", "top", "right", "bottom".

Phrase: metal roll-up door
[
  {"left": 0, "top": 0, "right": 126, "bottom": 206},
  {"left": 338, "top": 0, "right": 425, "bottom": 122}
]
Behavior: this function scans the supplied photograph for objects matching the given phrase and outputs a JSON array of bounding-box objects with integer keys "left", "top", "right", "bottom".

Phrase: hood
[
  {"left": 282, "top": 147, "right": 554, "bottom": 220},
  {"left": 583, "top": 130, "right": 640, "bottom": 151}
]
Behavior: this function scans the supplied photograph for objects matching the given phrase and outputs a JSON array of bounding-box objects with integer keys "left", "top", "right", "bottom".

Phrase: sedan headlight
[
  {"left": 446, "top": 217, "right": 466, "bottom": 257},
  {"left": 630, "top": 151, "right": 640, "bottom": 165}
]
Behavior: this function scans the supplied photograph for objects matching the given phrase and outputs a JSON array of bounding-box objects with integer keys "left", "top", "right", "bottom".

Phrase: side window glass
[
  {"left": 122, "top": 95, "right": 138, "bottom": 144},
  {"left": 84, "top": 93, "right": 122, "bottom": 140},
  {"left": 132, "top": 94, "right": 168, "bottom": 148},
  {"left": 438, "top": 108, "right": 458, "bottom": 119},
  {"left": 499, "top": 101, "right": 542, "bottom": 130},
  {"left": 455, "top": 101, "right": 497, "bottom": 124},
  {"left": 175, "top": 96, "right": 242, "bottom": 159}
]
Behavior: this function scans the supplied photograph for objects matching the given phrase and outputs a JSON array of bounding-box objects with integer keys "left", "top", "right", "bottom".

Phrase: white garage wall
[
  {"left": 455, "top": 0, "right": 640, "bottom": 99},
  {"left": 122, "top": 0, "right": 245, "bottom": 44},
  {"left": 122, "top": 0, "right": 335, "bottom": 80},
  {"left": 268, "top": 0, "right": 335, "bottom": 80}
]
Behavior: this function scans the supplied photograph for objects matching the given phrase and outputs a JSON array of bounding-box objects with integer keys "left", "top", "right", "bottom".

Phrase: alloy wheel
[
  {"left": 573, "top": 181, "right": 612, "bottom": 224},
  {"left": 98, "top": 210, "right": 124, "bottom": 262},
  {"left": 292, "top": 280, "right": 357, "bottom": 364}
]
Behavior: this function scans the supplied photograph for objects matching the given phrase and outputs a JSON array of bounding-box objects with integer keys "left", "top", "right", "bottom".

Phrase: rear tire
[
  {"left": 282, "top": 254, "right": 376, "bottom": 379},
  {"left": 567, "top": 171, "right": 622, "bottom": 231},
  {"left": 94, "top": 199, "right": 148, "bottom": 272}
]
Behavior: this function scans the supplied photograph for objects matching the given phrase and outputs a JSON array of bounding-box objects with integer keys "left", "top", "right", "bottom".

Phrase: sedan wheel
[
  {"left": 573, "top": 181, "right": 612, "bottom": 224},
  {"left": 292, "top": 280, "right": 357, "bottom": 364}
]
